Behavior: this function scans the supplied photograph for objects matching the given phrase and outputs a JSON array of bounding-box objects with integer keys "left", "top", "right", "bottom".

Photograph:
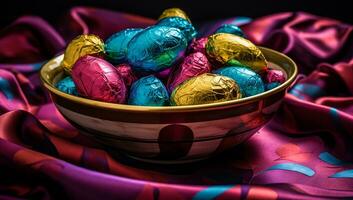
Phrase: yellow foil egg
[
  {"left": 62, "top": 34, "right": 104, "bottom": 73},
  {"left": 158, "top": 8, "right": 191, "bottom": 22},
  {"left": 171, "top": 73, "right": 242, "bottom": 106},
  {"left": 206, "top": 33, "right": 268, "bottom": 73}
]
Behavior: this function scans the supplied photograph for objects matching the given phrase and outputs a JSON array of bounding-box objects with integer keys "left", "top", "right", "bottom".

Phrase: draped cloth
[{"left": 1, "top": 7, "right": 353, "bottom": 199}]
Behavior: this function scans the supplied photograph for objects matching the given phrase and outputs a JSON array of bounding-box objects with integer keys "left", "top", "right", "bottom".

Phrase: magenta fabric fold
[{"left": 1, "top": 7, "right": 353, "bottom": 200}]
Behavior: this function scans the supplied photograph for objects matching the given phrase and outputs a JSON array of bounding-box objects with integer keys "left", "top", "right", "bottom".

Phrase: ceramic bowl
[{"left": 40, "top": 47, "right": 297, "bottom": 163}]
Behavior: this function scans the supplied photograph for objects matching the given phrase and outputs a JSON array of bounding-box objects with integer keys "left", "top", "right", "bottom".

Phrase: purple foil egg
[
  {"left": 266, "top": 69, "right": 286, "bottom": 84},
  {"left": 115, "top": 63, "right": 137, "bottom": 88},
  {"left": 72, "top": 55, "right": 127, "bottom": 103},
  {"left": 167, "top": 52, "right": 212, "bottom": 92},
  {"left": 188, "top": 37, "right": 208, "bottom": 54}
]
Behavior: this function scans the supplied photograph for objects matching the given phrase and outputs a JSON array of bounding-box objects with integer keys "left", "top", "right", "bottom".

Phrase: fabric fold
[{"left": 0, "top": 7, "right": 353, "bottom": 199}]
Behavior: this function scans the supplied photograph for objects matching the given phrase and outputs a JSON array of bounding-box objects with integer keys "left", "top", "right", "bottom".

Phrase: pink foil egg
[
  {"left": 266, "top": 69, "right": 286, "bottom": 84},
  {"left": 72, "top": 55, "right": 127, "bottom": 103},
  {"left": 115, "top": 63, "right": 137, "bottom": 88},
  {"left": 167, "top": 52, "right": 212, "bottom": 92},
  {"left": 188, "top": 37, "right": 208, "bottom": 54}
]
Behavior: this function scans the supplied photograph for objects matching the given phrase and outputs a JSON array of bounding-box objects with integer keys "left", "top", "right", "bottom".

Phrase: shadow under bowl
[{"left": 40, "top": 47, "right": 297, "bottom": 164}]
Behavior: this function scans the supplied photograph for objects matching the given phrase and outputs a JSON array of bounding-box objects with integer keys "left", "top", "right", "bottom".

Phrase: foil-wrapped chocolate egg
[
  {"left": 264, "top": 69, "right": 286, "bottom": 90},
  {"left": 71, "top": 55, "right": 126, "bottom": 103},
  {"left": 214, "top": 66, "right": 265, "bottom": 97},
  {"left": 62, "top": 34, "right": 104, "bottom": 73},
  {"left": 188, "top": 37, "right": 208, "bottom": 54},
  {"left": 215, "top": 24, "right": 245, "bottom": 38},
  {"left": 55, "top": 76, "right": 78, "bottom": 96},
  {"left": 206, "top": 33, "right": 268, "bottom": 73},
  {"left": 158, "top": 8, "right": 191, "bottom": 22},
  {"left": 105, "top": 28, "right": 143, "bottom": 64},
  {"left": 127, "top": 26, "right": 187, "bottom": 73},
  {"left": 128, "top": 75, "right": 169, "bottom": 106},
  {"left": 171, "top": 73, "right": 242, "bottom": 106},
  {"left": 115, "top": 63, "right": 137, "bottom": 88},
  {"left": 266, "top": 69, "right": 286, "bottom": 84},
  {"left": 157, "top": 17, "right": 197, "bottom": 42},
  {"left": 167, "top": 52, "right": 211, "bottom": 92},
  {"left": 266, "top": 82, "right": 281, "bottom": 90}
]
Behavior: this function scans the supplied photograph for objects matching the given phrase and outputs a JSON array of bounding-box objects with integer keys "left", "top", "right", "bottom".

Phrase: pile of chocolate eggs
[{"left": 56, "top": 8, "right": 286, "bottom": 106}]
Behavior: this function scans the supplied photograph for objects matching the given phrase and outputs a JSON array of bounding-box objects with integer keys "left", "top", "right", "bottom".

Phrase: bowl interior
[{"left": 40, "top": 47, "right": 297, "bottom": 112}]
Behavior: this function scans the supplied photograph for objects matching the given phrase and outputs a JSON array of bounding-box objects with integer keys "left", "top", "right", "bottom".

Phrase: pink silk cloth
[{"left": 0, "top": 7, "right": 353, "bottom": 200}]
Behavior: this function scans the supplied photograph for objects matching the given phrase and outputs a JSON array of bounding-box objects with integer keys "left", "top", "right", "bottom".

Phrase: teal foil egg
[
  {"left": 266, "top": 82, "right": 281, "bottom": 90},
  {"left": 157, "top": 17, "right": 197, "bottom": 42},
  {"left": 56, "top": 76, "right": 78, "bottom": 96},
  {"left": 105, "top": 28, "right": 143, "bottom": 64},
  {"left": 215, "top": 24, "right": 245, "bottom": 38},
  {"left": 214, "top": 65, "right": 264, "bottom": 97},
  {"left": 127, "top": 26, "right": 188, "bottom": 73},
  {"left": 128, "top": 75, "right": 169, "bottom": 106}
]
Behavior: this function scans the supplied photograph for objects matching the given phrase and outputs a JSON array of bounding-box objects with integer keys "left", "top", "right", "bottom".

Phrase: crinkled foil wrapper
[
  {"left": 214, "top": 66, "right": 265, "bottom": 97},
  {"left": 206, "top": 33, "right": 267, "bottom": 72},
  {"left": 115, "top": 63, "right": 137, "bottom": 88},
  {"left": 266, "top": 69, "right": 286, "bottom": 83},
  {"left": 105, "top": 29, "right": 143, "bottom": 64},
  {"left": 158, "top": 8, "right": 191, "bottom": 22},
  {"left": 55, "top": 76, "right": 78, "bottom": 96},
  {"left": 157, "top": 17, "right": 197, "bottom": 42},
  {"left": 167, "top": 52, "right": 211, "bottom": 92},
  {"left": 215, "top": 24, "right": 245, "bottom": 38},
  {"left": 171, "top": 73, "right": 242, "bottom": 106},
  {"left": 188, "top": 37, "right": 208, "bottom": 54},
  {"left": 71, "top": 55, "right": 126, "bottom": 103},
  {"left": 127, "top": 26, "right": 187, "bottom": 73},
  {"left": 128, "top": 75, "right": 169, "bottom": 106},
  {"left": 62, "top": 34, "right": 104, "bottom": 72}
]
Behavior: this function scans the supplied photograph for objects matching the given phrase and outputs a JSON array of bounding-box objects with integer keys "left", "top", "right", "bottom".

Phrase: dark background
[{"left": 1, "top": 0, "right": 353, "bottom": 27}]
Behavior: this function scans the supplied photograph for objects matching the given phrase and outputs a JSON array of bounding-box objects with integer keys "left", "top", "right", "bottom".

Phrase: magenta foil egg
[
  {"left": 266, "top": 69, "right": 286, "bottom": 83},
  {"left": 71, "top": 55, "right": 127, "bottom": 103},
  {"left": 115, "top": 63, "right": 137, "bottom": 88},
  {"left": 167, "top": 52, "right": 212, "bottom": 92},
  {"left": 188, "top": 37, "right": 208, "bottom": 54}
]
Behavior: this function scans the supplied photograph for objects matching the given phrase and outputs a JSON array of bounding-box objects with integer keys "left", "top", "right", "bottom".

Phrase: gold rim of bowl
[{"left": 40, "top": 47, "right": 298, "bottom": 113}]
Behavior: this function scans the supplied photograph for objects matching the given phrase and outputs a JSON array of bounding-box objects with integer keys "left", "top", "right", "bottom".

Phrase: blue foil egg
[
  {"left": 128, "top": 75, "right": 169, "bottom": 106},
  {"left": 127, "top": 26, "right": 187, "bottom": 73},
  {"left": 56, "top": 76, "right": 78, "bottom": 96},
  {"left": 214, "top": 65, "right": 264, "bottom": 97},
  {"left": 105, "top": 28, "right": 143, "bottom": 64},
  {"left": 266, "top": 82, "right": 281, "bottom": 90},
  {"left": 157, "top": 17, "right": 197, "bottom": 42},
  {"left": 215, "top": 24, "right": 245, "bottom": 38}
]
